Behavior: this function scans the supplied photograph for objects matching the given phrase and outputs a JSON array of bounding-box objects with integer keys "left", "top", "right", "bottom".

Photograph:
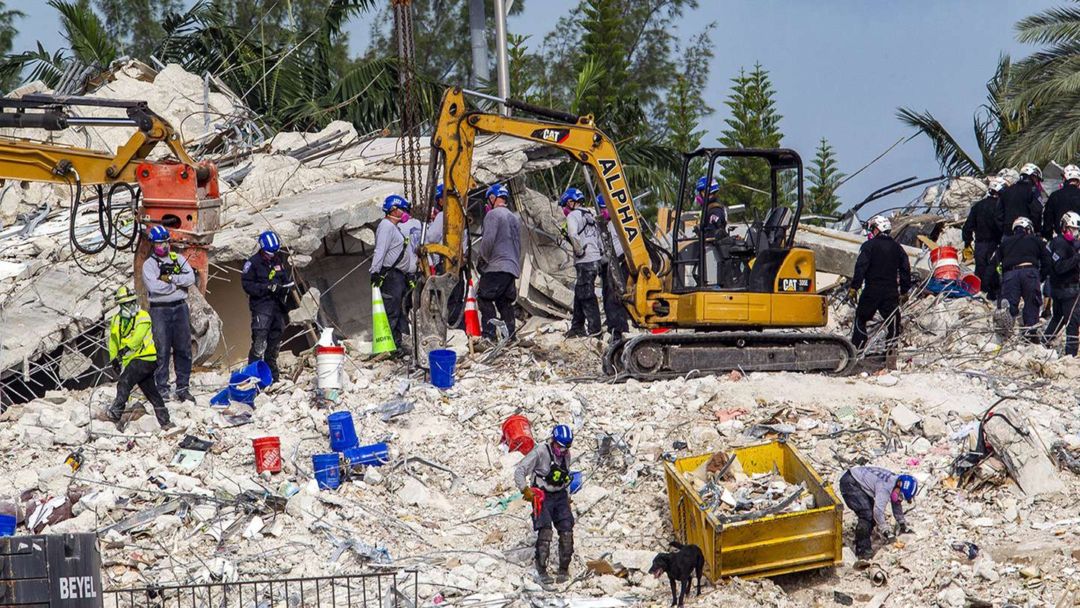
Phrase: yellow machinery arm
[{"left": 423, "top": 86, "right": 665, "bottom": 323}]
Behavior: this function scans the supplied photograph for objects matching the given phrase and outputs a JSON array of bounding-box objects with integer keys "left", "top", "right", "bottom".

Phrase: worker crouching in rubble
[
  {"left": 993, "top": 216, "right": 1052, "bottom": 341},
  {"left": 848, "top": 215, "right": 911, "bottom": 368},
  {"left": 107, "top": 286, "right": 172, "bottom": 431},
  {"left": 515, "top": 425, "right": 576, "bottom": 585},
  {"left": 838, "top": 466, "right": 916, "bottom": 559},
  {"left": 1044, "top": 211, "right": 1080, "bottom": 355},
  {"left": 242, "top": 231, "right": 296, "bottom": 381},
  {"left": 560, "top": 187, "right": 604, "bottom": 338}
]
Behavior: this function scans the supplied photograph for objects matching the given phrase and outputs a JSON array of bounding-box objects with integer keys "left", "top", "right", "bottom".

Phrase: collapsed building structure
[{"left": 0, "top": 62, "right": 1079, "bottom": 608}]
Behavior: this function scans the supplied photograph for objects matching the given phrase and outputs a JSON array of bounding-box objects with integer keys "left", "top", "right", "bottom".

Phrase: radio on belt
[{"left": 0, "top": 534, "right": 103, "bottom": 608}]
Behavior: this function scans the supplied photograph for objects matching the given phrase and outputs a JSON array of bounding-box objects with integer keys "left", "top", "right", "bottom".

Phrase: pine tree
[
  {"left": 0, "top": 1, "right": 21, "bottom": 92},
  {"left": 575, "top": 0, "right": 631, "bottom": 123},
  {"left": 717, "top": 63, "right": 784, "bottom": 217},
  {"left": 806, "top": 137, "right": 845, "bottom": 219}
]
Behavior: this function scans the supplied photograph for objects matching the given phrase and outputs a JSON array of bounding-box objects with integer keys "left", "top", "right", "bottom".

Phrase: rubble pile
[
  {"left": 2, "top": 314, "right": 1079, "bottom": 606},
  {"left": 687, "top": 456, "right": 816, "bottom": 519}
]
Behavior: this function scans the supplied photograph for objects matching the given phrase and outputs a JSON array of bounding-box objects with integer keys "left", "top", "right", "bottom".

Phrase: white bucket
[{"left": 316, "top": 346, "right": 345, "bottom": 391}]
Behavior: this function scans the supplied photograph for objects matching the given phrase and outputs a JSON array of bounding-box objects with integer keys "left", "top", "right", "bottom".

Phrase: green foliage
[
  {"left": 897, "top": 55, "right": 1018, "bottom": 175},
  {"left": 51, "top": 0, "right": 118, "bottom": 67},
  {"left": 806, "top": 137, "right": 844, "bottom": 219},
  {"left": 716, "top": 63, "right": 784, "bottom": 217},
  {"left": 94, "top": 0, "right": 181, "bottom": 59},
  {"left": 0, "top": 2, "right": 23, "bottom": 91}
]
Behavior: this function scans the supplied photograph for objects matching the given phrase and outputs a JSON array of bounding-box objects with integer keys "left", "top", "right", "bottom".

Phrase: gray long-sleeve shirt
[
  {"left": 399, "top": 217, "right": 422, "bottom": 273},
  {"left": 371, "top": 218, "right": 411, "bottom": 274},
  {"left": 607, "top": 221, "right": 624, "bottom": 258},
  {"left": 143, "top": 252, "right": 195, "bottom": 304},
  {"left": 850, "top": 466, "right": 908, "bottom": 529},
  {"left": 478, "top": 206, "right": 521, "bottom": 276},
  {"left": 514, "top": 442, "right": 571, "bottom": 492},
  {"left": 566, "top": 208, "right": 602, "bottom": 264}
]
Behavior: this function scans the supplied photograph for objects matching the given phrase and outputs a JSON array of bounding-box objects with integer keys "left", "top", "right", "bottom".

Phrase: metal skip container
[{"left": 0, "top": 533, "right": 103, "bottom": 608}]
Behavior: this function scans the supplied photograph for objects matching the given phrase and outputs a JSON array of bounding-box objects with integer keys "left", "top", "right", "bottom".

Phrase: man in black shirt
[
  {"left": 1044, "top": 211, "right": 1080, "bottom": 355},
  {"left": 848, "top": 215, "right": 912, "bottom": 367},
  {"left": 993, "top": 216, "right": 1051, "bottom": 340},
  {"left": 962, "top": 178, "right": 1005, "bottom": 300},
  {"left": 999, "top": 163, "right": 1044, "bottom": 236},
  {"left": 1042, "top": 164, "right": 1080, "bottom": 239}
]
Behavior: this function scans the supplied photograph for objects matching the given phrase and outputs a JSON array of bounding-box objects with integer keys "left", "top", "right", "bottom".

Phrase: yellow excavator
[{"left": 418, "top": 87, "right": 855, "bottom": 379}]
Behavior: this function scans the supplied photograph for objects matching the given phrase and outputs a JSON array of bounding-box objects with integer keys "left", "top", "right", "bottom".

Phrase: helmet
[
  {"left": 896, "top": 474, "right": 918, "bottom": 502},
  {"left": 1064, "top": 165, "right": 1080, "bottom": 182},
  {"left": 1013, "top": 216, "right": 1034, "bottom": 232},
  {"left": 595, "top": 193, "right": 606, "bottom": 209},
  {"left": 147, "top": 225, "right": 170, "bottom": 243},
  {"left": 988, "top": 177, "right": 1006, "bottom": 194},
  {"left": 559, "top": 187, "right": 585, "bottom": 207},
  {"left": 434, "top": 183, "right": 444, "bottom": 200},
  {"left": 115, "top": 285, "right": 137, "bottom": 305},
  {"left": 998, "top": 167, "right": 1020, "bottom": 185},
  {"left": 695, "top": 176, "right": 720, "bottom": 195},
  {"left": 1062, "top": 211, "right": 1080, "bottom": 231},
  {"left": 1020, "top": 162, "right": 1042, "bottom": 179},
  {"left": 258, "top": 230, "right": 281, "bottom": 253},
  {"left": 486, "top": 183, "right": 509, "bottom": 200},
  {"left": 551, "top": 424, "right": 573, "bottom": 448},
  {"left": 867, "top": 215, "right": 891, "bottom": 234},
  {"left": 383, "top": 194, "right": 408, "bottom": 214}
]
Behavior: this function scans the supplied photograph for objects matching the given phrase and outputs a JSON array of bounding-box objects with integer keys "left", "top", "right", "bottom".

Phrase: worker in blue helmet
[
  {"left": 595, "top": 194, "right": 629, "bottom": 342},
  {"left": 424, "top": 183, "right": 468, "bottom": 328},
  {"left": 142, "top": 225, "right": 196, "bottom": 403},
  {"left": 241, "top": 230, "right": 296, "bottom": 382},
  {"left": 839, "top": 466, "right": 917, "bottom": 559},
  {"left": 395, "top": 196, "right": 423, "bottom": 325},
  {"left": 515, "top": 424, "right": 576, "bottom": 585},
  {"left": 371, "top": 194, "right": 414, "bottom": 352},
  {"left": 560, "top": 187, "right": 603, "bottom": 338},
  {"left": 477, "top": 183, "right": 521, "bottom": 343}
]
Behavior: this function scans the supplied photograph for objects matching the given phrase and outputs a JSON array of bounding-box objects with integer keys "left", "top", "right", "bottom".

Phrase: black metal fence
[{"left": 103, "top": 573, "right": 419, "bottom": 608}]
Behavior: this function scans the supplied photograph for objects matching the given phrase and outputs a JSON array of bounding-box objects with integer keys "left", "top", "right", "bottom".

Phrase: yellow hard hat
[{"left": 115, "top": 286, "right": 137, "bottom": 305}]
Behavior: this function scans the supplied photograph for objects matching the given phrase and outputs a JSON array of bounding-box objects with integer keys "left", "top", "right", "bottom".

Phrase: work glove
[
  {"left": 521, "top": 487, "right": 535, "bottom": 502},
  {"left": 962, "top": 245, "right": 974, "bottom": 263},
  {"left": 407, "top": 278, "right": 417, "bottom": 290},
  {"left": 370, "top": 272, "right": 385, "bottom": 288},
  {"left": 268, "top": 283, "right": 279, "bottom": 294},
  {"left": 846, "top": 287, "right": 858, "bottom": 302},
  {"left": 110, "top": 359, "right": 121, "bottom": 374},
  {"left": 877, "top": 527, "right": 896, "bottom": 542},
  {"left": 559, "top": 225, "right": 568, "bottom": 240},
  {"left": 896, "top": 522, "right": 914, "bottom": 535},
  {"left": 160, "top": 273, "right": 172, "bottom": 283}
]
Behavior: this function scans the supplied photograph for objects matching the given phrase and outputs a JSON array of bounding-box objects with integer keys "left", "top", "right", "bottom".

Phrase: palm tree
[
  {"left": 897, "top": 54, "right": 1020, "bottom": 175},
  {"left": 1001, "top": 4, "right": 1080, "bottom": 164}
]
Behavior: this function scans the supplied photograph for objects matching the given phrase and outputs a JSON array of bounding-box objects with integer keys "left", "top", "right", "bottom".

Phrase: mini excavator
[{"left": 418, "top": 87, "right": 855, "bottom": 379}]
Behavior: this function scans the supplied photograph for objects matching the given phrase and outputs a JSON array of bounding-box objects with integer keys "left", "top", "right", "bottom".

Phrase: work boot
[
  {"left": 175, "top": 390, "right": 196, "bottom": 404},
  {"left": 564, "top": 327, "right": 585, "bottom": 339},
  {"left": 535, "top": 530, "right": 553, "bottom": 584},
  {"left": 556, "top": 532, "right": 574, "bottom": 583},
  {"left": 555, "top": 568, "right": 570, "bottom": 584}
]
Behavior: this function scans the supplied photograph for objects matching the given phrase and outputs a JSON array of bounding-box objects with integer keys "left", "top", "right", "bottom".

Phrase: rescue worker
[
  {"left": 998, "top": 167, "right": 1020, "bottom": 187},
  {"left": 838, "top": 466, "right": 917, "bottom": 559},
  {"left": 560, "top": 187, "right": 603, "bottom": 338},
  {"left": 1044, "top": 211, "right": 1080, "bottom": 355},
  {"left": 993, "top": 216, "right": 1052, "bottom": 340},
  {"left": 999, "top": 163, "right": 1044, "bottom": 236},
  {"left": 476, "top": 183, "right": 521, "bottom": 342},
  {"left": 424, "top": 184, "right": 467, "bottom": 328},
  {"left": 848, "top": 215, "right": 912, "bottom": 366},
  {"left": 596, "top": 194, "right": 629, "bottom": 343},
  {"left": 142, "top": 225, "right": 196, "bottom": 403},
  {"left": 515, "top": 425, "right": 576, "bottom": 584},
  {"left": 962, "top": 178, "right": 1005, "bottom": 301},
  {"left": 397, "top": 196, "right": 423, "bottom": 328},
  {"left": 696, "top": 176, "right": 727, "bottom": 286},
  {"left": 107, "top": 286, "right": 172, "bottom": 430},
  {"left": 1042, "top": 164, "right": 1080, "bottom": 239},
  {"left": 241, "top": 231, "right": 295, "bottom": 382},
  {"left": 370, "top": 194, "right": 413, "bottom": 351}
]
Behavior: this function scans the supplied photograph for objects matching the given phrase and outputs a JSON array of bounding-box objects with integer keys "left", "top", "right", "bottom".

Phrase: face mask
[
  {"left": 399, "top": 211, "right": 411, "bottom": 223},
  {"left": 153, "top": 244, "right": 169, "bottom": 257},
  {"left": 890, "top": 488, "right": 902, "bottom": 503},
  {"left": 484, "top": 203, "right": 493, "bottom": 214},
  {"left": 120, "top": 303, "right": 137, "bottom": 318},
  {"left": 552, "top": 443, "right": 567, "bottom": 458},
  {"left": 562, "top": 206, "right": 572, "bottom": 217},
  {"left": 601, "top": 209, "right": 611, "bottom": 222},
  {"left": 1066, "top": 231, "right": 1076, "bottom": 242}
]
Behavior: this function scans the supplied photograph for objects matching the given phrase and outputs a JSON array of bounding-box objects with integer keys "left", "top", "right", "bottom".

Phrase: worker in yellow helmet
[{"left": 107, "top": 286, "right": 173, "bottom": 430}]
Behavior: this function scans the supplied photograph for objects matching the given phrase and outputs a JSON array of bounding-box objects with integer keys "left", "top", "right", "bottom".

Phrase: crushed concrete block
[
  {"left": 396, "top": 477, "right": 431, "bottom": 507},
  {"left": 611, "top": 549, "right": 655, "bottom": 572},
  {"left": 974, "top": 559, "right": 999, "bottom": 582},
  {"left": 909, "top": 437, "right": 932, "bottom": 455},
  {"left": 921, "top": 415, "right": 947, "bottom": 441},
  {"left": 889, "top": 404, "right": 923, "bottom": 433},
  {"left": 982, "top": 405, "right": 1066, "bottom": 496},
  {"left": 53, "top": 421, "right": 87, "bottom": 446},
  {"left": 21, "top": 426, "right": 55, "bottom": 447}
]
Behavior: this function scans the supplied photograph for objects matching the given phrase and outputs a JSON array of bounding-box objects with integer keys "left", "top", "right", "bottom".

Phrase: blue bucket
[
  {"left": 327, "top": 411, "right": 359, "bottom": 452},
  {"left": 569, "top": 471, "right": 583, "bottom": 495},
  {"left": 210, "top": 360, "right": 274, "bottom": 406},
  {"left": 429, "top": 349, "right": 457, "bottom": 389},
  {"left": 311, "top": 453, "right": 342, "bottom": 490},
  {"left": 343, "top": 442, "right": 390, "bottom": 468},
  {"left": 0, "top": 514, "right": 15, "bottom": 536}
]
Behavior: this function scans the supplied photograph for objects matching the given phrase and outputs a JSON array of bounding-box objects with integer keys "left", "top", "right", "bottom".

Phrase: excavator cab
[{"left": 671, "top": 148, "right": 801, "bottom": 292}]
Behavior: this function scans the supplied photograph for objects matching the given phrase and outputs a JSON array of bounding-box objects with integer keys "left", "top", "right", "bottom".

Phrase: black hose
[
  {"left": 68, "top": 175, "right": 109, "bottom": 255},
  {"left": 103, "top": 182, "right": 138, "bottom": 250}
]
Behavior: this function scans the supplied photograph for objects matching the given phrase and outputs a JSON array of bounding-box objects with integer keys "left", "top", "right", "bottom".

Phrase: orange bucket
[
  {"left": 252, "top": 436, "right": 282, "bottom": 473},
  {"left": 501, "top": 415, "right": 535, "bottom": 455},
  {"left": 930, "top": 246, "right": 961, "bottom": 281}
]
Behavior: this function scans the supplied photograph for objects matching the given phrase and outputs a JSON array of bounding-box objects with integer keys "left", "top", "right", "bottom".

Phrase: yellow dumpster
[{"left": 663, "top": 440, "right": 842, "bottom": 580}]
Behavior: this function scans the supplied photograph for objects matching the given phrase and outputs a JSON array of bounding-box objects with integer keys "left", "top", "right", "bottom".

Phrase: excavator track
[{"left": 603, "top": 331, "right": 856, "bottom": 380}]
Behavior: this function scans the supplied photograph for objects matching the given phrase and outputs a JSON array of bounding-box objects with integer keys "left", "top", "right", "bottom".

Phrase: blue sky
[{"left": 7, "top": 0, "right": 1061, "bottom": 214}]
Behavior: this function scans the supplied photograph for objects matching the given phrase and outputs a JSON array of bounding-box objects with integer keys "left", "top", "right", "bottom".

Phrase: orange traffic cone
[{"left": 464, "top": 278, "right": 482, "bottom": 337}]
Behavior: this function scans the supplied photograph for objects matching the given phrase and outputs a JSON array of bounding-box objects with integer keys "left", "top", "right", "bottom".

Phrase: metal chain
[{"left": 394, "top": 0, "right": 424, "bottom": 207}]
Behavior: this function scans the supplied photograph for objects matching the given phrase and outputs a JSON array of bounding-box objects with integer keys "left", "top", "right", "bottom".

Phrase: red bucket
[
  {"left": 252, "top": 436, "right": 282, "bottom": 473},
  {"left": 501, "top": 415, "right": 535, "bottom": 455},
  {"left": 960, "top": 273, "right": 982, "bottom": 296},
  {"left": 930, "top": 246, "right": 961, "bottom": 281}
]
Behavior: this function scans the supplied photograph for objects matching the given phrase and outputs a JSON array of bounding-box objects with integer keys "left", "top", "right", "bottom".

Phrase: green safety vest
[{"left": 109, "top": 309, "right": 156, "bottom": 367}]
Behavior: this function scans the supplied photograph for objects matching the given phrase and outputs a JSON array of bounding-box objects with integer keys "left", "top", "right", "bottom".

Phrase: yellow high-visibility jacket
[{"left": 108, "top": 309, "right": 156, "bottom": 368}]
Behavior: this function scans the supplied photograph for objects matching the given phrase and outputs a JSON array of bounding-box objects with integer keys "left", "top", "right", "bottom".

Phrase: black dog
[{"left": 649, "top": 541, "right": 704, "bottom": 606}]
